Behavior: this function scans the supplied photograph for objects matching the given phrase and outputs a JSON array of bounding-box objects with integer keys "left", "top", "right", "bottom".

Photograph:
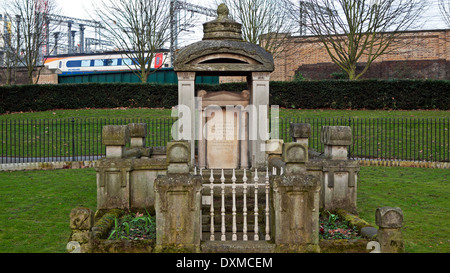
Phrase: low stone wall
[{"left": 0, "top": 161, "right": 96, "bottom": 171}]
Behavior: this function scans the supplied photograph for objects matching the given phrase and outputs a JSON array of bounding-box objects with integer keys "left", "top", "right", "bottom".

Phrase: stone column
[
  {"left": 68, "top": 208, "right": 94, "bottom": 253},
  {"left": 290, "top": 123, "right": 311, "bottom": 145},
  {"left": 272, "top": 143, "right": 321, "bottom": 253},
  {"left": 102, "top": 125, "right": 130, "bottom": 158},
  {"left": 240, "top": 110, "right": 249, "bottom": 169},
  {"left": 177, "top": 72, "right": 196, "bottom": 166},
  {"left": 320, "top": 126, "right": 359, "bottom": 214},
  {"left": 198, "top": 108, "right": 207, "bottom": 169},
  {"left": 376, "top": 207, "right": 405, "bottom": 253},
  {"left": 154, "top": 141, "right": 202, "bottom": 253},
  {"left": 249, "top": 72, "right": 271, "bottom": 169}
]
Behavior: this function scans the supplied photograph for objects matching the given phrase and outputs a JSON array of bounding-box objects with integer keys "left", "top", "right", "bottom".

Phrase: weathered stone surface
[
  {"left": 95, "top": 158, "right": 168, "bottom": 211},
  {"left": 155, "top": 174, "right": 203, "bottom": 253},
  {"left": 174, "top": 40, "right": 275, "bottom": 73},
  {"left": 289, "top": 123, "right": 311, "bottom": 139},
  {"left": 321, "top": 160, "right": 360, "bottom": 214},
  {"left": 321, "top": 126, "right": 353, "bottom": 146},
  {"left": 102, "top": 125, "right": 130, "bottom": 146},
  {"left": 375, "top": 207, "right": 403, "bottom": 228},
  {"left": 128, "top": 123, "right": 147, "bottom": 147},
  {"left": 174, "top": 4, "right": 273, "bottom": 74},
  {"left": 360, "top": 227, "right": 378, "bottom": 239},
  {"left": 375, "top": 207, "right": 405, "bottom": 253},
  {"left": 203, "top": 4, "right": 242, "bottom": 41},
  {"left": 127, "top": 123, "right": 147, "bottom": 138},
  {"left": 272, "top": 174, "right": 320, "bottom": 248},
  {"left": 167, "top": 141, "right": 190, "bottom": 164},
  {"left": 282, "top": 143, "right": 308, "bottom": 163},
  {"left": 377, "top": 229, "right": 404, "bottom": 253},
  {"left": 70, "top": 208, "right": 94, "bottom": 230},
  {"left": 266, "top": 139, "right": 283, "bottom": 155}
]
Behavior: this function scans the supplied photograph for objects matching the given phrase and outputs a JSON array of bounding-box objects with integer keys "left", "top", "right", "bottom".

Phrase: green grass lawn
[
  {"left": 0, "top": 168, "right": 97, "bottom": 253},
  {"left": 0, "top": 166, "right": 448, "bottom": 253}
]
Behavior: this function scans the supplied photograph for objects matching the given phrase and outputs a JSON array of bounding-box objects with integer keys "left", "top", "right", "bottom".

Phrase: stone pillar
[
  {"left": 155, "top": 141, "right": 202, "bottom": 253},
  {"left": 273, "top": 143, "right": 320, "bottom": 253},
  {"left": 249, "top": 72, "right": 271, "bottom": 169},
  {"left": 240, "top": 110, "right": 249, "bottom": 169},
  {"left": 97, "top": 125, "right": 133, "bottom": 211},
  {"left": 290, "top": 123, "right": 311, "bottom": 145},
  {"left": 128, "top": 123, "right": 147, "bottom": 147},
  {"left": 68, "top": 208, "right": 94, "bottom": 253},
  {"left": 320, "top": 126, "right": 359, "bottom": 214},
  {"left": 198, "top": 108, "right": 207, "bottom": 169},
  {"left": 102, "top": 125, "right": 130, "bottom": 158},
  {"left": 177, "top": 72, "right": 196, "bottom": 166},
  {"left": 321, "top": 126, "right": 352, "bottom": 160},
  {"left": 376, "top": 207, "right": 405, "bottom": 253}
]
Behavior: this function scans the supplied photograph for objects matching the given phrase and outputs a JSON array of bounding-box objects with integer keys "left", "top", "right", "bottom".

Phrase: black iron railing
[{"left": 1, "top": 117, "right": 449, "bottom": 164}]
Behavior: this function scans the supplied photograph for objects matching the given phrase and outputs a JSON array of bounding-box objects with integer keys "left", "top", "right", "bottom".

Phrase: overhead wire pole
[
  {"left": 47, "top": 14, "right": 104, "bottom": 55},
  {"left": 287, "top": 0, "right": 337, "bottom": 36},
  {"left": 170, "top": 0, "right": 216, "bottom": 67}
]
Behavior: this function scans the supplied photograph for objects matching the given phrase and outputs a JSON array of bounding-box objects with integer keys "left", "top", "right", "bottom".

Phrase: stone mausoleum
[{"left": 67, "top": 4, "right": 405, "bottom": 254}]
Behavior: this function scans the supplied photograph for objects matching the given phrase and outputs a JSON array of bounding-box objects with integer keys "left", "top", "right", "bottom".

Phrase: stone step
[{"left": 201, "top": 235, "right": 275, "bottom": 253}]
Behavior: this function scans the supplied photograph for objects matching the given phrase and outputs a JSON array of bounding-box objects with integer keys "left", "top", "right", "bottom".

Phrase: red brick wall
[{"left": 273, "top": 29, "right": 450, "bottom": 81}]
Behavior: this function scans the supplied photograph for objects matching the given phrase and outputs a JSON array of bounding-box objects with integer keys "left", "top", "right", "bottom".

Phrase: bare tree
[
  {"left": 294, "top": 0, "right": 426, "bottom": 80},
  {"left": 92, "top": 0, "right": 178, "bottom": 83},
  {"left": 439, "top": 0, "right": 450, "bottom": 27},
  {"left": 2, "top": 0, "right": 59, "bottom": 84},
  {"left": 216, "top": 0, "right": 296, "bottom": 57}
]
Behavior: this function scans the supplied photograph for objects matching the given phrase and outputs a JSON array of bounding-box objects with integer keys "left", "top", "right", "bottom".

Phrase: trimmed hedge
[
  {"left": 0, "top": 80, "right": 448, "bottom": 114},
  {"left": 269, "top": 80, "right": 449, "bottom": 110}
]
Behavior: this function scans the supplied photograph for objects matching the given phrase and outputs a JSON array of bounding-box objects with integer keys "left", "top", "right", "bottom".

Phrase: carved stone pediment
[{"left": 198, "top": 90, "right": 250, "bottom": 108}]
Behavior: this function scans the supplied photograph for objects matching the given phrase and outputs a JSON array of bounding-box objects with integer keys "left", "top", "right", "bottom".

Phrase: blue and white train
[{"left": 44, "top": 51, "right": 171, "bottom": 75}]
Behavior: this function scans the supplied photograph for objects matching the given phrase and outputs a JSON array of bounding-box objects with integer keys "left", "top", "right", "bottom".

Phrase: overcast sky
[{"left": 53, "top": 0, "right": 448, "bottom": 48}]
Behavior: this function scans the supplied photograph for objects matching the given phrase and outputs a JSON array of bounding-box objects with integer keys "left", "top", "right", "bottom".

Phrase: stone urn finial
[
  {"left": 202, "top": 4, "right": 242, "bottom": 41},
  {"left": 217, "top": 3, "right": 229, "bottom": 20}
]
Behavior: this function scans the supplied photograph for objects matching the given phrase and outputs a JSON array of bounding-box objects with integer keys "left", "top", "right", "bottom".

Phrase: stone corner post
[
  {"left": 154, "top": 140, "right": 202, "bottom": 253},
  {"left": 128, "top": 123, "right": 147, "bottom": 148},
  {"left": 289, "top": 123, "right": 311, "bottom": 145},
  {"left": 97, "top": 125, "right": 133, "bottom": 211},
  {"left": 102, "top": 125, "right": 130, "bottom": 159},
  {"left": 320, "top": 126, "right": 359, "bottom": 214},
  {"left": 321, "top": 126, "right": 352, "bottom": 160},
  {"left": 68, "top": 207, "right": 94, "bottom": 253},
  {"left": 376, "top": 207, "right": 405, "bottom": 253},
  {"left": 272, "top": 142, "right": 321, "bottom": 253}
]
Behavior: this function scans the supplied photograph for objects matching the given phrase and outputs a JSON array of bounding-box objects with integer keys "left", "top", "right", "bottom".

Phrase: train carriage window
[
  {"left": 93, "top": 59, "right": 103, "bottom": 66},
  {"left": 66, "top": 60, "right": 82, "bottom": 67},
  {"left": 81, "top": 60, "right": 91, "bottom": 67},
  {"left": 59, "top": 61, "right": 62, "bottom": 68},
  {"left": 122, "top": 58, "right": 138, "bottom": 66},
  {"left": 104, "top": 59, "right": 118, "bottom": 66}
]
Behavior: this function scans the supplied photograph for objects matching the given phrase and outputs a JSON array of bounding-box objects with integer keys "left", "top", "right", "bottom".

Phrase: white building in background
[{"left": 0, "top": 14, "right": 9, "bottom": 66}]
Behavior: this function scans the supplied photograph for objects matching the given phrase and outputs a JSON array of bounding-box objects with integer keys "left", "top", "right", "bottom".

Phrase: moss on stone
[
  {"left": 319, "top": 239, "right": 371, "bottom": 253},
  {"left": 335, "top": 209, "right": 372, "bottom": 232},
  {"left": 91, "top": 209, "right": 124, "bottom": 239}
]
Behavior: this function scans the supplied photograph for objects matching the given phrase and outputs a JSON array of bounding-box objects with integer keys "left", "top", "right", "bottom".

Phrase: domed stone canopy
[{"left": 174, "top": 4, "right": 274, "bottom": 76}]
